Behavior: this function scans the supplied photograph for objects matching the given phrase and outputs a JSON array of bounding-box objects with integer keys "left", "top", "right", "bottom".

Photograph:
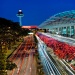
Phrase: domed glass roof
[{"left": 39, "top": 10, "right": 75, "bottom": 27}]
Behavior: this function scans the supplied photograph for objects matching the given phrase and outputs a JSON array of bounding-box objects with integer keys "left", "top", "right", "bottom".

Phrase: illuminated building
[{"left": 39, "top": 10, "right": 75, "bottom": 37}]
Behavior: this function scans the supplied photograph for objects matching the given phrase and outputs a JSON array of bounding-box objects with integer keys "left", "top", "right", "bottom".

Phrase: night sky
[{"left": 0, "top": 0, "right": 75, "bottom": 26}]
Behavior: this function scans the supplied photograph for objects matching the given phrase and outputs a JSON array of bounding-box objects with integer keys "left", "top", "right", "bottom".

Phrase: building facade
[{"left": 39, "top": 10, "right": 75, "bottom": 37}]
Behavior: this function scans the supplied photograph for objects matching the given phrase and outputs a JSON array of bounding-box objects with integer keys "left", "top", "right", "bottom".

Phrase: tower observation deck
[{"left": 16, "top": 10, "right": 24, "bottom": 26}]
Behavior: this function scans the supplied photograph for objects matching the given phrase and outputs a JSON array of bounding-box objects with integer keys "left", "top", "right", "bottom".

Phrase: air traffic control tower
[{"left": 16, "top": 10, "right": 24, "bottom": 26}]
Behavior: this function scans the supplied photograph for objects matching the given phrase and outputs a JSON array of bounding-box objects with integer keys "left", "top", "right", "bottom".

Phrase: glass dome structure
[
  {"left": 39, "top": 10, "right": 75, "bottom": 37},
  {"left": 39, "top": 10, "right": 75, "bottom": 28}
]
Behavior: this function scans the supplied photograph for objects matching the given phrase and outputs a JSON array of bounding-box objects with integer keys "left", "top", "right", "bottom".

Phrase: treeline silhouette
[
  {"left": 0, "top": 17, "right": 30, "bottom": 40},
  {"left": 0, "top": 17, "right": 30, "bottom": 50}
]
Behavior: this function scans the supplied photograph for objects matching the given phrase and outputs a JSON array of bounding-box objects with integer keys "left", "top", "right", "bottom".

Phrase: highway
[
  {"left": 7, "top": 35, "right": 37, "bottom": 75},
  {"left": 24, "top": 50, "right": 36, "bottom": 75},
  {"left": 42, "top": 33, "right": 75, "bottom": 46},
  {"left": 36, "top": 35, "right": 61, "bottom": 75},
  {"left": 47, "top": 47, "right": 75, "bottom": 75},
  {"left": 36, "top": 34, "right": 75, "bottom": 75}
]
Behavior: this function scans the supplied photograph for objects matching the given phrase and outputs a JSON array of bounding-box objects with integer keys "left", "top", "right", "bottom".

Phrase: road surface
[{"left": 7, "top": 35, "right": 37, "bottom": 75}]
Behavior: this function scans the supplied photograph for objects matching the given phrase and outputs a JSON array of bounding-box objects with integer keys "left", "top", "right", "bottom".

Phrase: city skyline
[{"left": 0, "top": 0, "right": 75, "bottom": 26}]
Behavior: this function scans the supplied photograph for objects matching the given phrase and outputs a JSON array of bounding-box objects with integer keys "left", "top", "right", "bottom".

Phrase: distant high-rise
[{"left": 16, "top": 10, "right": 24, "bottom": 26}]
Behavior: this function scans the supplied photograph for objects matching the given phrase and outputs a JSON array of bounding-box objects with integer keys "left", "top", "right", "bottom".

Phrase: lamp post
[{"left": 16, "top": 10, "right": 24, "bottom": 26}]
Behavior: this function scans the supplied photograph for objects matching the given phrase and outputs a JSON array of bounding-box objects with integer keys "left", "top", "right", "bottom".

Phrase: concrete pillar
[
  {"left": 58, "top": 28, "right": 59, "bottom": 34},
  {"left": 58, "top": 28, "right": 59, "bottom": 32},
  {"left": 74, "top": 26, "right": 75, "bottom": 36},
  {"left": 59, "top": 27, "right": 62, "bottom": 34},
  {"left": 66, "top": 26, "right": 67, "bottom": 36},
  {"left": 62, "top": 27, "right": 63, "bottom": 35},
  {"left": 71, "top": 26, "right": 74, "bottom": 36},
  {"left": 70, "top": 26, "right": 71, "bottom": 37}
]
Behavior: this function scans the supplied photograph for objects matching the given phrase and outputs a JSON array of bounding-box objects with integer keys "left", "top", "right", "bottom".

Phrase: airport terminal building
[{"left": 39, "top": 10, "right": 75, "bottom": 37}]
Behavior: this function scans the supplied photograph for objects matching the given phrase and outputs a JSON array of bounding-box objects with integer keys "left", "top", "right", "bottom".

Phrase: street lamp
[{"left": 16, "top": 10, "right": 24, "bottom": 26}]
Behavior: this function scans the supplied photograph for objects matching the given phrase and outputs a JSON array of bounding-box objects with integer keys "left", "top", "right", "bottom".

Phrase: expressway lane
[
  {"left": 36, "top": 35, "right": 61, "bottom": 75},
  {"left": 24, "top": 49, "right": 37, "bottom": 75},
  {"left": 38, "top": 44, "right": 61, "bottom": 75},
  {"left": 8, "top": 34, "right": 37, "bottom": 75},
  {"left": 8, "top": 43, "right": 24, "bottom": 75},
  {"left": 24, "top": 51, "right": 33, "bottom": 75},
  {"left": 36, "top": 32, "right": 75, "bottom": 75},
  {"left": 8, "top": 42, "right": 29, "bottom": 75},
  {"left": 47, "top": 47, "right": 68, "bottom": 75},
  {"left": 42, "top": 33, "right": 75, "bottom": 46},
  {"left": 18, "top": 57, "right": 28, "bottom": 75}
]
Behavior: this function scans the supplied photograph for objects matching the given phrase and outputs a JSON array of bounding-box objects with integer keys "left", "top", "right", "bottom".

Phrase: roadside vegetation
[{"left": 0, "top": 17, "right": 30, "bottom": 75}]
